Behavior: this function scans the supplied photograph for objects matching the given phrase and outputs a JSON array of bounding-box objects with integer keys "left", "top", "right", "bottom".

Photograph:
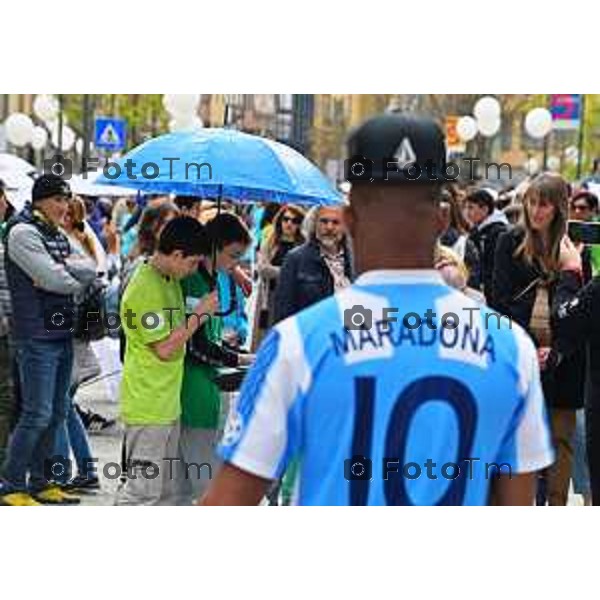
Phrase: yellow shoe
[
  {"left": 34, "top": 485, "right": 81, "bottom": 505},
  {"left": 0, "top": 492, "right": 43, "bottom": 506}
]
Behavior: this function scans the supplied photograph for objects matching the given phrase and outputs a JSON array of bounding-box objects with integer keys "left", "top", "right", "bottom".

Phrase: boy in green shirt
[
  {"left": 116, "top": 217, "right": 218, "bottom": 506},
  {"left": 177, "top": 213, "right": 255, "bottom": 504}
]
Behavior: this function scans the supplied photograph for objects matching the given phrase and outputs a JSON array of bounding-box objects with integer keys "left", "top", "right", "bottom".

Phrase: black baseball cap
[
  {"left": 345, "top": 113, "right": 447, "bottom": 183},
  {"left": 31, "top": 174, "right": 72, "bottom": 203}
]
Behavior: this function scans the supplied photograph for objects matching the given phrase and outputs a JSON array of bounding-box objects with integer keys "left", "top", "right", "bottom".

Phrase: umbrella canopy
[
  {"left": 70, "top": 171, "right": 138, "bottom": 198},
  {"left": 97, "top": 128, "right": 342, "bottom": 206},
  {"left": 0, "top": 153, "right": 37, "bottom": 177},
  {"left": 1, "top": 170, "right": 34, "bottom": 212}
]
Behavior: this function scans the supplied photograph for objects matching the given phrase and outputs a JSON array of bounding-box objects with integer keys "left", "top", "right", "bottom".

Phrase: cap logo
[{"left": 392, "top": 137, "right": 417, "bottom": 169}]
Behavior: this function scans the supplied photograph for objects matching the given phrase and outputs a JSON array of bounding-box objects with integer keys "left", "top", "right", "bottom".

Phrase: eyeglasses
[
  {"left": 318, "top": 218, "right": 341, "bottom": 226},
  {"left": 282, "top": 215, "right": 302, "bottom": 225}
]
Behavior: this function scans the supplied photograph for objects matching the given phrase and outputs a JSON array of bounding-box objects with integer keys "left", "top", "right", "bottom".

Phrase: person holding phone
[
  {"left": 493, "top": 173, "right": 586, "bottom": 506},
  {"left": 551, "top": 235, "right": 600, "bottom": 505}
]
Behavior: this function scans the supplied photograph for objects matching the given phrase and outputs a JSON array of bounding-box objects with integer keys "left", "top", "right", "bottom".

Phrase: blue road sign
[{"left": 94, "top": 117, "right": 127, "bottom": 150}]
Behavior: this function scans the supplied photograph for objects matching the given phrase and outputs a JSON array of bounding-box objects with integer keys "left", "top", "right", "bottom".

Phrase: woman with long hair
[
  {"left": 493, "top": 173, "right": 585, "bottom": 506},
  {"left": 120, "top": 201, "right": 179, "bottom": 292},
  {"left": 132, "top": 202, "right": 180, "bottom": 259},
  {"left": 53, "top": 197, "right": 111, "bottom": 490},
  {"left": 253, "top": 204, "right": 305, "bottom": 349}
]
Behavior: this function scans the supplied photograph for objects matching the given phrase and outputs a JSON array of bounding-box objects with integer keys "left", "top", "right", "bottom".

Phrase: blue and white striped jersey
[{"left": 219, "top": 270, "right": 554, "bottom": 505}]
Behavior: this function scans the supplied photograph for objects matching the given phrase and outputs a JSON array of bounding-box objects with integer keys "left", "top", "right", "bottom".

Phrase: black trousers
[
  {"left": 586, "top": 396, "right": 600, "bottom": 504},
  {"left": 584, "top": 351, "right": 600, "bottom": 504}
]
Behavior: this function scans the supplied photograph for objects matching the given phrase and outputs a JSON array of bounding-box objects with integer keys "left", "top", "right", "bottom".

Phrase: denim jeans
[
  {"left": 572, "top": 409, "right": 591, "bottom": 496},
  {"left": 53, "top": 396, "right": 96, "bottom": 481},
  {"left": 2, "top": 338, "right": 73, "bottom": 493}
]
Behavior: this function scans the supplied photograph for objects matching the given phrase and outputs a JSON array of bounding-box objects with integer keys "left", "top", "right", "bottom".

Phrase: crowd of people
[{"left": 2, "top": 111, "right": 600, "bottom": 505}]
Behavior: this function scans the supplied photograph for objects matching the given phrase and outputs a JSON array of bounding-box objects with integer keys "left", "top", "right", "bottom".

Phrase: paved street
[
  {"left": 74, "top": 374, "right": 585, "bottom": 507},
  {"left": 75, "top": 376, "right": 122, "bottom": 506}
]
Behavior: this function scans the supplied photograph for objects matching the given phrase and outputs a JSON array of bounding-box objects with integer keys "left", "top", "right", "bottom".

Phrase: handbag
[{"left": 74, "top": 279, "right": 109, "bottom": 342}]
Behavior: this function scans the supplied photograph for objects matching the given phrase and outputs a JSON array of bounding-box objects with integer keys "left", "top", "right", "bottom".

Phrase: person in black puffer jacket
[{"left": 492, "top": 173, "right": 586, "bottom": 506}]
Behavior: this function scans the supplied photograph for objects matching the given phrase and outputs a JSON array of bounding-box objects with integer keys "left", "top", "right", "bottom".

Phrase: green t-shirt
[
  {"left": 120, "top": 262, "right": 185, "bottom": 426},
  {"left": 180, "top": 269, "right": 223, "bottom": 429}
]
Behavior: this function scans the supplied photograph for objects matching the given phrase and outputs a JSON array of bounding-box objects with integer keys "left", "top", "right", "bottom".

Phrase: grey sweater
[{"left": 7, "top": 222, "right": 97, "bottom": 295}]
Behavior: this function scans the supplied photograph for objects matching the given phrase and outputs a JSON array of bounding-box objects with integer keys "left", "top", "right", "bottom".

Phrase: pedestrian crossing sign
[{"left": 94, "top": 117, "right": 126, "bottom": 151}]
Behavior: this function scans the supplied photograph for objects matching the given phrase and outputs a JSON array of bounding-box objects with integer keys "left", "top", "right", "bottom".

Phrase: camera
[
  {"left": 343, "top": 305, "right": 372, "bottom": 330},
  {"left": 344, "top": 455, "right": 372, "bottom": 481},
  {"left": 43, "top": 154, "right": 73, "bottom": 180},
  {"left": 44, "top": 454, "right": 72, "bottom": 482},
  {"left": 44, "top": 307, "right": 75, "bottom": 332},
  {"left": 344, "top": 155, "right": 373, "bottom": 182}
]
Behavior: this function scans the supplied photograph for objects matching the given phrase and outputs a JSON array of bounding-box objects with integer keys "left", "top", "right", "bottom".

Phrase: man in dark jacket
[
  {"left": 273, "top": 205, "right": 354, "bottom": 323},
  {"left": 464, "top": 188, "right": 509, "bottom": 305},
  {"left": 0, "top": 175, "right": 96, "bottom": 506}
]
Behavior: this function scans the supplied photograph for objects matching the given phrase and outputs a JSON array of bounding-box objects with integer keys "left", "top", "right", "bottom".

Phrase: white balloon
[
  {"left": 547, "top": 156, "right": 561, "bottom": 172},
  {"left": 33, "top": 94, "right": 59, "bottom": 122},
  {"left": 62, "top": 126, "right": 75, "bottom": 151},
  {"left": 525, "top": 108, "right": 552, "bottom": 139},
  {"left": 456, "top": 116, "right": 478, "bottom": 142},
  {"left": 164, "top": 94, "right": 201, "bottom": 118},
  {"left": 163, "top": 94, "right": 179, "bottom": 114},
  {"left": 477, "top": 115, "right": 501, "bottom": 137},
  {"left": 525, "top": 157, "right": 540, "bottom": 175},
  {"left": 51, "top": 124, "right": 75, "bottom": 151},
  {"left": 31, "top": 126, "right": 48, "bottom": 150},
  {"left": 75, "top": 138, "right": 83, "bottom": 154},
  {"left": 474, "top": 96, "right": 501, "bottom": 122},
  {"left": 169, "top": 115, "right": 203, "bottom": 131},
  {"left": 5, "top": 113, "right": 34, "bottom": 147}
]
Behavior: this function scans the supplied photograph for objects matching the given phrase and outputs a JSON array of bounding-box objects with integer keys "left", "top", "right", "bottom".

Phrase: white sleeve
[
  {"left": 497, "top": 327, "right": 555, "bottom": 473},
  {"left": 218, "top": 317, "right": 310, "bottom": 480}
]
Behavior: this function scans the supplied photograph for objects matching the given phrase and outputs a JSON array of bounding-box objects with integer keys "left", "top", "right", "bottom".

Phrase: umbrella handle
[{"left": 210, "top": 183, "right": 236, "bottom": 318}]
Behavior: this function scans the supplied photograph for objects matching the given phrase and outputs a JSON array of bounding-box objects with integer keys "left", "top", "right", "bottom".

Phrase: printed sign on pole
[{"left": 550, "top": 95, "right": 582, "bottom": 130}]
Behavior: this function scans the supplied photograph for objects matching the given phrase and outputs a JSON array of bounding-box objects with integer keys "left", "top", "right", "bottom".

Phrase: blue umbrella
[{"left": 96, "top": 128, "right": 342, "bottom": 206}]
